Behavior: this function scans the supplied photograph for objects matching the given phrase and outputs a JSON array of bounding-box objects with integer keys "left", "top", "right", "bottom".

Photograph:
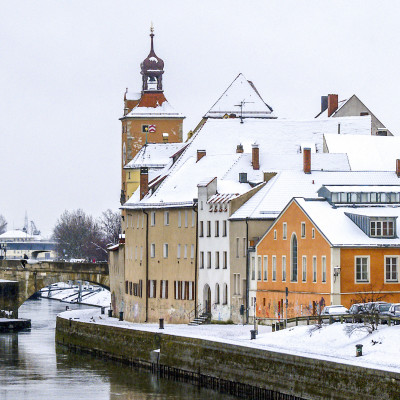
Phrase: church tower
[{"left": 120, "top": 26, "right": 185, "bottom": 204}]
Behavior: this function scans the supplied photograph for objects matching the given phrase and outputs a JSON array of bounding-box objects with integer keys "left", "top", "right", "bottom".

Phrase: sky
[{"left": 1, "top": 1, "right": 400, "bottom": 237}]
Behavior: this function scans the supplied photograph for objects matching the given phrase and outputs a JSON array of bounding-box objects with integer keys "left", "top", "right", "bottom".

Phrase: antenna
[{"left": 234, "top": 100, "right": 254, "bottom": 123}]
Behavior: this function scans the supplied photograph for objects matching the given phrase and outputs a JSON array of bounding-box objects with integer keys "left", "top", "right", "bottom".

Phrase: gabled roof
[
  {"left": 324, "top": 134, "right": 400, "bottom": 171},
  {"left": 315, "top": 98, "right": 347, "bottom": 119},
  {"left": 124, "top": 143, "right": 185, "bottom": 169},
  {"left": 204, "top": 73, "right": 276, "bottom": 119}
]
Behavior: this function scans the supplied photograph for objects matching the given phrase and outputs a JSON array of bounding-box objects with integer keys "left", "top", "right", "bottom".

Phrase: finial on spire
[{"left": 150, "top": 22, "right": 154, "bottom": 35}]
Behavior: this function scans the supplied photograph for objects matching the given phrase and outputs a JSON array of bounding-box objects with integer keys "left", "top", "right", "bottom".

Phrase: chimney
[
  {"left": 197, "top": 150, "right": 206, "bottom": 162},
  {"left": 321, "top": 96, "right": 328, "bottom": 113},
  {"left": 327, "top": 94, "right": 338, "bottom": 117},
  {"left": 252, "top": 143, "right": 259, "bottom": 170},
  {"left": 397, "top": 159, "right": 400, "bottom": 177},
  {"left": 236, "top": 144, "right": 244, "bottom": 153},
  {"left": 140, "top": 167, "right": 149, "bottom": 200},
  {"left": 303, "top": 148, "right": 311, "bottom": 174}
]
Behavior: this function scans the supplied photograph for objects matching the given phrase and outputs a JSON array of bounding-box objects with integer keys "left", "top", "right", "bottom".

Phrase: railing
[
  {"left": 187, "top": 304, "right": 207, "bottom": 321},
  {"left": 258, "top": 313, "right": 400, "bottom": 331}
]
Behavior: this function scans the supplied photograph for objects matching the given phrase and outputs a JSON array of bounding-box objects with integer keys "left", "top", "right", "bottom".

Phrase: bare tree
[
  {"left": 0, "top": 215, "right": 7, "bottom": 235},
  {"left": 99, "top": 209, "right": 121, "bottom": 245},
  {"left": 53, "top": 209, "right": 107, "bottom": 261}
]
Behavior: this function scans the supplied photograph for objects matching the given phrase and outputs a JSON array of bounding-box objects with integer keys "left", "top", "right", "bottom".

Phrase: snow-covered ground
[
  {"left": 60, "top": 308, "right": 400, "bottom": 374},
  {"left": 41, "top": 283, "right": 110, "bottom": 307}
]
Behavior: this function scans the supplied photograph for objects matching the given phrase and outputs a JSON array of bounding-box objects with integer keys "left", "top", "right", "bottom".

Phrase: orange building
[
  {"left": 255, "top": 186, "right": 400, "bottom": 319},
  {"left": 120, "top": 27, "right": 185, "bottom": 204}
]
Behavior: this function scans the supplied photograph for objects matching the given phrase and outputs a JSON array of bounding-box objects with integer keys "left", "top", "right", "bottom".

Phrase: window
[
  {"left": 257, "top": 256, "right": 262, "bottom": 281},
  {"left": 200, "top": 252, "right": 204, "bottom": 268},
  {"left": 283, "top": 223, "right": 287, "bottom": 240},
  {"left": 191, "top": 210, "right": 195, "bottom": 227},
  {"left": 263, "top": 256, "right": 268, "bottom": 281},
  {"left": 199, "top": 221, "right": 204, "bottom": 237},
  {"left": 163, "top": 243, "right": 168, "bottom": 258},
  {"left": 150, "top": 211, "right": 156, "bottom": 226},
  {"left": 207, "top": 221, "right": 211, "bottom": 237},
  {"left": 322, "top": 256, "right": 327, "bottom": 283},
  {"left": 207, "top": 252, "right": 211, "bottom": 269},
  {"left": 302, "top": 256, "right": 307, "bottom": 282},
  {"left": 312, "top": 228, "right": 315, "bottom": 239},
  {"left": 313, "top": 256, "right": 317, "bottom": 282},
  {"left": 385, "top": 257, "right": 398, "bottom": 282},
  {"left": 282, "top": 256, "right": 286, "bottom": 281},
  {"left": 181, "top": 281, "right": 186, "bottom": 300},
  {"left": 370, "top": 219, "right": 395, "bottom": 237},
  {"left": 223, "top": 220, "right": 227, "bottom": 237},
  {"left": 185, "top": 210, "right": 188, "bottom": 228},
  {"left": 301, "top": 222, "right": 306, "bottom": 238},
  {"left": 234, "top": 273, "right": 240, "bottom": 295},
  {"left": 140, "top": 246, "right": 143, "bottom": 262},
  {"left": 125, "top": 280, "right": 128, "bottom": 294},
  {"left": 243, "top": 238, "right": 246, "bottom": 257},
  {"left": 188, "top": 281, "right": 194, "bottom": 300},
  {"left": 178, "top": 211, "right": 181, "bottom": 227},
  {"left": 150, "top": 243, "right": 155, "bottom": 258},
  {"left": 291, "top": 234, "right": 298, "bottom": 282},
  {"left": 174, "top": 281, "right": 180, "bottom": 299},
  {"left": 236, "top": 238, "right": 240, "bottom": 258},
  {"left": 191, "top": 244, "right": 194, "bottom": 259},
  {"left": 160, "top": 280, "right": 168, "bottom": 299},
  {"left": 149, "top": 280, "right": 156, "bottom": 298},
  {"left": 251, "top": 257, "right": 255, "bottom": 280},
  {"left": 135, "top": 246, "right": 138, "bottom": 260},
  {"left": 223, "top": 251, "right": 227, "bottom": 269},
  {"left": 215, "top": 221, "right": 219, "bottom": 237},
  {"left": 272, "top": 256, "right": 277, "bottom": 281},
  {"left": 215, "top": 283, "right": 220, "bottom": 304},
  {"left": 355, "top": 256, "right": 369, "bottom": 282},
  {"left": 137, "top": 214, "right": 140, "bottom": 228},
  {"left": 177, "top": 244, "right": 181, "bottom": 259},
  {"left": 274, "top": 230, "right": 277, "bottom": 240},
  {"left": 215, "top": 252, "right": 220, "bottom": 269},
  {"left": 184, "top": 244, "right": 188, "bottom": 259},
  {"left": 164, "top": 211, "right": 169, "bottom": 226},
  {"left": 129, "top": 282, "right": 133, "bottom": 295},
  {"left": 223, "top": 283, "right": 228, "bottom": 305}
]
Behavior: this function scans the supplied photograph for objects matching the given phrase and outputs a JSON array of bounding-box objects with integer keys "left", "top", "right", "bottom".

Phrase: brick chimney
[
  {"left": 197, "top": 150, "right": 206, "bottom": 162},
  {"left": 236, "top": 144, "right": 244, "bottom": 153},
  {"left": 140, "top": 167, "right": 149, "bottom": 200},
  {"left": 252, "top": 143, "right": 259, "bottom": 170},
  {"left": 397, "top": 159, "right": 400, "bottom": 177},
  {"left": 327, "top": 94, "right": 338, "bottom": 117},
  {"left": 303, "top": 148, "right": 311, "bottom": 174}
]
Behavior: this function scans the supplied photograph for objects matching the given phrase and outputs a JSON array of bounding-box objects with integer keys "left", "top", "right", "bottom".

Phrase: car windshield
[
  {"left": 395, "top": 305, "right": 400, "bottom": 312},
  {"left": 379, "top": 304, "right": 390, "bottom": 312}
]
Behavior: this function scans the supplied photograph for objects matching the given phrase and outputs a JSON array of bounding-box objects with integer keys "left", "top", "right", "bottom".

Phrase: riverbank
[{"left": 56, "top": 308, "right": 400, "bottom": 399}]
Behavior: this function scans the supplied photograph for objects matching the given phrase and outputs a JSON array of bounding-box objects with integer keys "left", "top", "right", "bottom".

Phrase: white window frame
[
  {"left": 302, "top": 256, "right": 307, "bottom": 282},
  {"left": 192, "top": 210, "right": 195, "bottom": 227},
  {"left": 150, "top": 243, "right": 155, "bottom": 258},
  {"left": 283, "top": 223, "right": 287, "bottom": 240},
  {"left": 177, "top": 244, "right": 181, "bottom": 259},
  {"left": 322, "top": 256, "right": 327, "bottom": 283},
  {"left": 385, "top": 256, "right": 399, "bottom": 283},
  {"left": 257, "top": 256, "right": 262, "bottom": 281},
  {"left": 301, "top": 222, "right": 306, "bottom": 238},
  {"left": 184, "top": 244, "right": 188, "bottom": 259},
  {"left": 190, "top": 244, "right": 194, "bottom": 259},
  {"left": 215, "top": 221, "right": 219, "bottom": 237},
  {"left": 282, "top": 256, "right": 286, "bottom": 282},
  {"left": 184, "top": 210, "right": 188, "bottom": 228},
  {"left": 251, "top": 257, "right": 256, "bottom": 280},
  {"left": 215, "top": 251, "right": 220, "bottom": 269},
  {"left": 272, "top": 256, "right": 277, "bottom": 281},
  {"left": 207, "top": 251, "right": 211, "bottom": 269},
  {"left": 312, "top": 256, "right": 317, "bottom": 283},
  {"left": 355, "top": 256, "right": 370, "bottom": 283},
  {"left": 163, "top": 243, "right": 169, "bottom": 258},
  {"left": 263, "top": 256, "right": 268, "bottom": 281},
  {"left": 223, "top": 251, "right": 227, "bottom": 269},
  {"left": 200, "top": 252, "right": 204, "bottom": 269},
  {"left": 164, "top": 211, "right": 169, "bottom": 226},
  {"left": 178, "top": 211, "right": 181, "bottom": 227}
]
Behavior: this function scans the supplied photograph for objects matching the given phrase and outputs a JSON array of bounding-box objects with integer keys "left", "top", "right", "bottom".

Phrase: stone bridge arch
[{"left": 0, "top": 260, "right": 109, "bottom": 316}]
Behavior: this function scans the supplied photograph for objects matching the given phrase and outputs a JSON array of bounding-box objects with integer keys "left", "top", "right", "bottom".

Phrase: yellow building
[{"left": 120, "top": 27, "right": 185, "bottom": 204}]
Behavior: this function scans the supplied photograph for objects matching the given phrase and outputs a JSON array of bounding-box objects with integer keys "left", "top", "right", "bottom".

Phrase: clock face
[{"left": 123, "top": 142, "right": 127, "bottom": 165}]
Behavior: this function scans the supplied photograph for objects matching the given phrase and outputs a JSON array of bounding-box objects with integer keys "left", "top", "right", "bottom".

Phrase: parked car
[
  {"left": 321, "top": 305, "right": 349, "bottom": 321},
  {"left": 371, "top": 302, "right": 391, "bottom": 314},
  {"left": 387, "top": 303, "right": 400, "bottom": 324},
  {"left": 348, "top": 303, "right": 366, "bottom": 315},
  {"left": 363, "top": 301, "right": 388, "bottom": 313}
]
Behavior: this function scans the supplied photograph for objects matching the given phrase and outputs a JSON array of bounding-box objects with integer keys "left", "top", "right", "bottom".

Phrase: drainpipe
[
  {"left": 245, "top": 217, "right": 249, "bottom": 324},
  {"left": 193, "top": 199, "right": 198, "bottom": 318},
  {"left": 143, "top": 209, "right": 149, "bottom": 322}
]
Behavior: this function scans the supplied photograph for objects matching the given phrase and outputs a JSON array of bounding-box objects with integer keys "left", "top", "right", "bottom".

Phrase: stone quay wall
[{"left": 56, "top": 317, "right": 400, "bottom": 400}]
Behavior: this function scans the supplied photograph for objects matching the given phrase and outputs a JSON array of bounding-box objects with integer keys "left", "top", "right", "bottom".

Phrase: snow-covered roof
[
  {"left": 296, "top": 197, "right": 400, "bottom": 247},
  {"left": 207, "top": 193, "right": 239, "bottom": 204},
  {"left": 324, "top": 134, "right": 400, "bottom": 171},
  {"left": 315, "top": 98, "right": 347, "bottom": 119},
  {"left": 125, "top": 91, "right": 141, "bottom": 101},
  {"left": 124, "top": 143, "right": 185, "bottom": 169},
  {"left": 0, "top": 229, "right": 40, "bottom": 241},
  {"left": 231, "top": 170, "right": 400, "bottom": 220},
  {"left": 323, "top": 185, "right": 400, "bottom": 193},
  {"left": 123, "top": 116, "right": 370, "bottom": 210},
  {"left": 126, "top": 99, "right": 184, "bottom": 118},
  {"left": 204, "top": 73, "right": 276, "bottom": 119}
]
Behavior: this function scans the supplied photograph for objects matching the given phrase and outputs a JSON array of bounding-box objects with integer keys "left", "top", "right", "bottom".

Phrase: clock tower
[{"left": 120, "top": 26, "right": 185, "bottom": 204}]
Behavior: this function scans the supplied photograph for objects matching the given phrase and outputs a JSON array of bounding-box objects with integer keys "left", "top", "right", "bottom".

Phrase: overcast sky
[{"left": 1, "top": 1, "right": 400, "bottom": 237}]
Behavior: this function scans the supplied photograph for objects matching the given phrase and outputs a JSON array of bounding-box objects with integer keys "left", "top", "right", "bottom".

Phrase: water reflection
[{"left": 0, "top": 298, "right": 236, "bottom": 400}]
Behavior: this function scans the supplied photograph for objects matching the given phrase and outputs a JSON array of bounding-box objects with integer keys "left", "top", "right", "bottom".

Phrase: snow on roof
[
  {"left": 324, "top": 134, "right": 400, "bottom": 171},
  {"left": 207, "top": 193, "right": 239, "bottom": 204},
  {"left": 315, "top": 98, "right": 347, "bottom": 118},
  {"left": 296, "top": 197, "right": 400, "bottom": 246},
  {"left": 323, "top": 185, "right": 400, "bottom": 192},
  {"left": 0, "top": 229, "right": 40, "bottom": 240},
  {"left": 204, "top": 73, "right": 276, "bottom": 119},
  {"left": 126, "top": 99, "right": 184, "bottom": 118},
  {"left": 124, "top": 116, "right": 370, "bottom": 210},
  {"left": 125, "top": 91, "right": 141, "bottom": 101},
  {"left": 124, "top": 143, "right": 185, "bottom": 169},
  {"left": 231, "top": 170, "right": 400, "bottom": 220}
]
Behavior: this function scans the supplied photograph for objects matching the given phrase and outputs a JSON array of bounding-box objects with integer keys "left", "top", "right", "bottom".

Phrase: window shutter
[
  {"left": 166, "top": 280, "right": 168, "bottom": 299},
  {"left": 160, "top": 281, "right": 163, "bottom": 298},
  {"left": 185, "top": 281, "right": 189, "bottom": 300},
  {"left": 174, "top": 281, "right": 176, "bottom": 299},
  {"left": 178, "top": 281, "right": 181, "bottom": 300}
]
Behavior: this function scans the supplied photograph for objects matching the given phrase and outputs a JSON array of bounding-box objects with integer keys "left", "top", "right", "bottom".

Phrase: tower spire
[{"left": 150, "top": 22, "right": 154, "bottom": 52}]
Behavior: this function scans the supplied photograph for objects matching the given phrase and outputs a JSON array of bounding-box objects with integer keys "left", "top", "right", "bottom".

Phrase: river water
[{"left": 0, "top": 298, "right": 236, "bottom": 400}]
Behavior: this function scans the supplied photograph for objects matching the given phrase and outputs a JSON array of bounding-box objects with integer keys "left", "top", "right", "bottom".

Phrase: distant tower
[{"left": 120, "top": 25, "right": 185, "bottom": 204}]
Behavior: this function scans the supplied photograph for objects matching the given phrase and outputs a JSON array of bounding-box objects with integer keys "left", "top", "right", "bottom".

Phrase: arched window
[
  {"left": 291, "top": 234, "right": 298, "bottom": 282},
  {"left": 223, "top": 283, "right": 228, "bottom": 305},
  {"left": 215, "top": 283, "right": 220, "bottom": 304}
]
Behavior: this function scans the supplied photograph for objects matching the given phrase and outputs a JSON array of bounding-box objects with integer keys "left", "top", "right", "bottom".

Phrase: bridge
[{"left": 0, "top": 259, "right": 109, "bottom": 317}]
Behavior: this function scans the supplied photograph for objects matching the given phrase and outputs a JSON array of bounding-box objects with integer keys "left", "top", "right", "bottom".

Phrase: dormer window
[{"left": 370, "top": 218, "right": 395, "bottom": 238}]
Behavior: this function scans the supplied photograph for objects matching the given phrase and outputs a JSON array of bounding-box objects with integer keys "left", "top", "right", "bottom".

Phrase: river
[{"left": 0, "top": 298, "right": 237, "bottom": 400}]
